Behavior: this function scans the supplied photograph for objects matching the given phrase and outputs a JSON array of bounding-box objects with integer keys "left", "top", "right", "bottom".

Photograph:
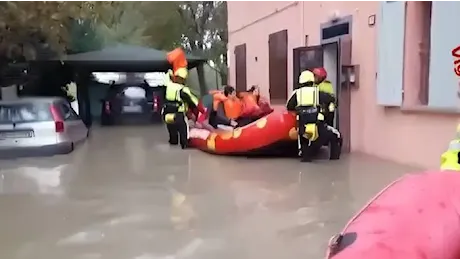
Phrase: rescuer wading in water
[
  {"left": 313, "top": 67, "right": 336, "bottom": 127},
  {"left": 286, "top": 70, "right": 342, "bottom": 162},
  {"left": 163, "top": 68, "right": 199, "bottom": 149}
]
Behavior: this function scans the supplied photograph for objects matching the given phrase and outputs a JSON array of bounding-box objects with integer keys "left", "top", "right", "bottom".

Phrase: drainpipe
[
  {"left": 301, "top": 1, "right": 305, "bottom": 45},
  {"left": 229, "top": 1, "right": 299, "bottom": 35}
]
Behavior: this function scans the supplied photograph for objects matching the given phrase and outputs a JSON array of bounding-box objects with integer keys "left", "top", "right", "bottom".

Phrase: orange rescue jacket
[
  {"left": 211, "top": 90, "right": 242, "bottom": 120},
  {"left": 239, "top": 92, "right": 259, "bottom": 108},
  {"left": 167, "top": 48, "right": 188, "bottom": 74}
]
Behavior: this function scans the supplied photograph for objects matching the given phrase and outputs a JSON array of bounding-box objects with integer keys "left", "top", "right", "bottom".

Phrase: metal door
[
  {"left": 269, "top": 30, "right": 288, "bottom": 103},
  {"left": 234, "top": 44, "right": 247, "bottom": 92},
  {"left": 293, "top": 45, "right": 324, "bottom": 90},
  {"left": 338, "top": 37, "right": 352, "bottom": 153}
]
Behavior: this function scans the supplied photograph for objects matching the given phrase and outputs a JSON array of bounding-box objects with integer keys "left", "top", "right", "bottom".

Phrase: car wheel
[
  {"left": 68, "top": 142, "right": 75, "bottom": 153},
  {"left": 100, "top": 116, "right": 110, "bottom": 126}
]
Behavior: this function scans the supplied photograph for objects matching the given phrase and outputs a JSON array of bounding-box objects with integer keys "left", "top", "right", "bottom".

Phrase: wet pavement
[{"left": 0, "top": 125, "right": 420, "bottom": 258}]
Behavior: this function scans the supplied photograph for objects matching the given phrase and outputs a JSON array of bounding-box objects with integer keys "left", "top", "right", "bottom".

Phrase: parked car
[
  {"left": 100, "top": 82, "right": 165, "bottom": 125},
  {"left": 0, "top": 97, "right": 88, "bottom": 158}
]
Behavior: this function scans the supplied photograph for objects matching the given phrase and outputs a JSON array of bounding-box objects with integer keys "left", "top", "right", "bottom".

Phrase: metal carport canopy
[{"left": 57, "top": 44, "right": 206, "bottom": 72}]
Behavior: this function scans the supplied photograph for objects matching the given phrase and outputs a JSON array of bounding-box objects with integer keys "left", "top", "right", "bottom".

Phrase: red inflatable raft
[
  {"left": 327, "top": 171, "right": 460, "bottom": 259},
  {"left": 189, "top": 110, "right": 298, "bottom": 156}
]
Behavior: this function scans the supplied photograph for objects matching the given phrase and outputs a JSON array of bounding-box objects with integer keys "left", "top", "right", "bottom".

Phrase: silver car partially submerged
[{"left": 0, "top": 97, "right": 88, "bottom": 158}]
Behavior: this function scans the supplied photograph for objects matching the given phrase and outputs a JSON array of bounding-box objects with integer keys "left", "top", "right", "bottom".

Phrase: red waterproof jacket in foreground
[{"left": 328, "top": 171, "right": 460, "bottom": 259}]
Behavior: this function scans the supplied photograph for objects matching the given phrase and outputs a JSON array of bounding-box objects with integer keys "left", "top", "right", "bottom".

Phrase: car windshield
[
  {"left": 122, "top": 86, "right": 146, "bottom": 99},
  {"left": 0, "top": 103, "right": 52, "bottom": 124}
]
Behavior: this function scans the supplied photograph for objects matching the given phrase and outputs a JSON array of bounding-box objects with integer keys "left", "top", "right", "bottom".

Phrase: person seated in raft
[
  {"left": 248, "top": 86, "right": 273, "bottom": 116},
  {"left": 239, "top": 86, "right": 273, "bottom": 120},
  {"left": 208, "top": 90, "right": 225, "bottom": 129},
  {"left": 238, "top": 87, "right": 259, "bottom": 126},
  {"left": 239, "top": 86, "right": 260, "bottom": 112},
  {"left": 189, "top": 101, "right": 215, "bottom": 132},
  {"left": 209, "top": 86, "right": 241, "bottom": 129}
]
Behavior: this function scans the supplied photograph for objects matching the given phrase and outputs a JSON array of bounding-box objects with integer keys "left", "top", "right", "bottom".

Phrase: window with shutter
[
  {"left": 376, "top": 1, "right": 405, "bottom": 106},
  {"left": 428, "top": 2, "right": 460, "bottom": 108}
]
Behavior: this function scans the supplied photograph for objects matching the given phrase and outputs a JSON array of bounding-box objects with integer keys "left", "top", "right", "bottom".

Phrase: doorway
[
  {"left": 234, "top": 44, "right": 247, "bottom": 92},
  {"left": 292, "top": 37, "right": 352, "bottom": 153},
  {"left": 323, "top": 43, "right": 339, "bottom": 126},
  {"left": 293, "top": 43, "right": 339, "bottom": 126},
  {"left": 269, "top": 29, "right": 288, "bottom": 103}
]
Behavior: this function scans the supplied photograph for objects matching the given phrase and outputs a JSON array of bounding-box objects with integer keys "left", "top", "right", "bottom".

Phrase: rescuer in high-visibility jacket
[
  {"left": 61, "top": 81, "right": 79, "bottom": 115},
  {"left": 313, "top": 67, "right": 336, "bottom": 127},
  {"left": 440, "top": 124, "right": 460, "bottom": 171},
  {"left": 286, "top": 70, "right": 342, "bottom": 162},
  {"left": 163, "top": 67, "right": 199, "bottom": 149}
]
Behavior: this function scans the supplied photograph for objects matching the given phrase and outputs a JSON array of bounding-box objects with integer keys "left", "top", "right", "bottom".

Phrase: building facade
[{"left": 227, "top": 1, "right": 460, "bottom": 169}]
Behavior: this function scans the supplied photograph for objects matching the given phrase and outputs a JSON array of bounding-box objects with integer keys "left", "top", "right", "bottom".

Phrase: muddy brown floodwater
[{"left": 0, "top": 125, "right": 420, "bottom": 258}]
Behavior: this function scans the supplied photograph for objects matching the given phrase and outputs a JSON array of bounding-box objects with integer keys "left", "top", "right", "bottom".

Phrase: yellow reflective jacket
[
  {"left": 318, "top": 80, "right": 334, "bottom": 96},
  {"left": 165, "top": 82, "right": 198, "bottom": 113},
  {"left": 440, "top": 140, "right": 460, "bottom": 171}
]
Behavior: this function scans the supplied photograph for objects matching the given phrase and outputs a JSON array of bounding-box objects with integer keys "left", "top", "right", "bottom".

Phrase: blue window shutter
[
  {"left": 428, "top": 2, "right": 460, "bottom": 109},
  {"left": 376, "top": 2, "right": 405, "bottom": 106}
]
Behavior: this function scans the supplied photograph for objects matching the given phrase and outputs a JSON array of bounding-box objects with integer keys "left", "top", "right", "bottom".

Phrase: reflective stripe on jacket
[
  {"left": 181, "top": 86, "right": 198, "bottom": 106},
  {"left": 165, "top": 82, "right": 198, "bottom": 113},
  {"left": 286, "top": 85, "right": 324, "bottom": 121}
]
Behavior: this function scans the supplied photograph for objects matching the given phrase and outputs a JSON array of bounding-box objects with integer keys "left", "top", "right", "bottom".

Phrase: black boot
[
  {"left": 301, "top": 148, "right": 313, "bottom": 162},
  {"left": 169, "top": 140, "right": 179, "bottom": 145},
  {"left": 180, "top": 140, "right": 191, "bottom": 149},
  {"left": 301, "top": 157, "right": 312, "bottom": 163},
  {"left": 329, "top": 139, "right": 342, "bottom": 160}
]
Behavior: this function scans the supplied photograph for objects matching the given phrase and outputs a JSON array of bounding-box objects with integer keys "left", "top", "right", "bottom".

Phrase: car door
[{"left": 59, "top": 101, "right": 87, "bottom": 143}]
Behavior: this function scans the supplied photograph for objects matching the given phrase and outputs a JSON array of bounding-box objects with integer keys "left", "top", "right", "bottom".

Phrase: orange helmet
[{"left": 313, "top": 67, "right": 327, "bottom": 80}]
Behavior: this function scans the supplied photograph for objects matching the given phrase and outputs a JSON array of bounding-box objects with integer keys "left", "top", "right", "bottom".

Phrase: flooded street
[{"left": 0, "top": 125, "right": 420, "bottom": 258}]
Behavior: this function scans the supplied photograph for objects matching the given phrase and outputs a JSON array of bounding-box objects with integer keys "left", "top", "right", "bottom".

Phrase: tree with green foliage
[
  {"left": 177, "top": 1, "right": 228, "bottom": 85},
  {"left": 0, "top": 1, "right": 228, "bottom": 93},
  {"left": 90, "top": 1, "right": 228, "bottom": 93},
  {"left": 0, "top": 1, "right": 118, "bottom": 61},
  {"left": 141, "top": 2, "right": 186, "bottom": 50},
  {"left": 95, "top": 2, "right": 153, "bottom": 47},
  {"left": 68, "top": 20, "right": 104, "bottom": 54}
]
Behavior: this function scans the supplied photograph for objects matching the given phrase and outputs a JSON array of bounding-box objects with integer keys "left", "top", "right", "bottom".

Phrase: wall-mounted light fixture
[
  {"left": 342, "top": 65, "right": 360, "bottom": 89},
  {"left": 368, "top": 14, "right": 376, "bottom": 26},
  {"left": 329, "top": 10, "right": 341, "bottom": 23}
]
